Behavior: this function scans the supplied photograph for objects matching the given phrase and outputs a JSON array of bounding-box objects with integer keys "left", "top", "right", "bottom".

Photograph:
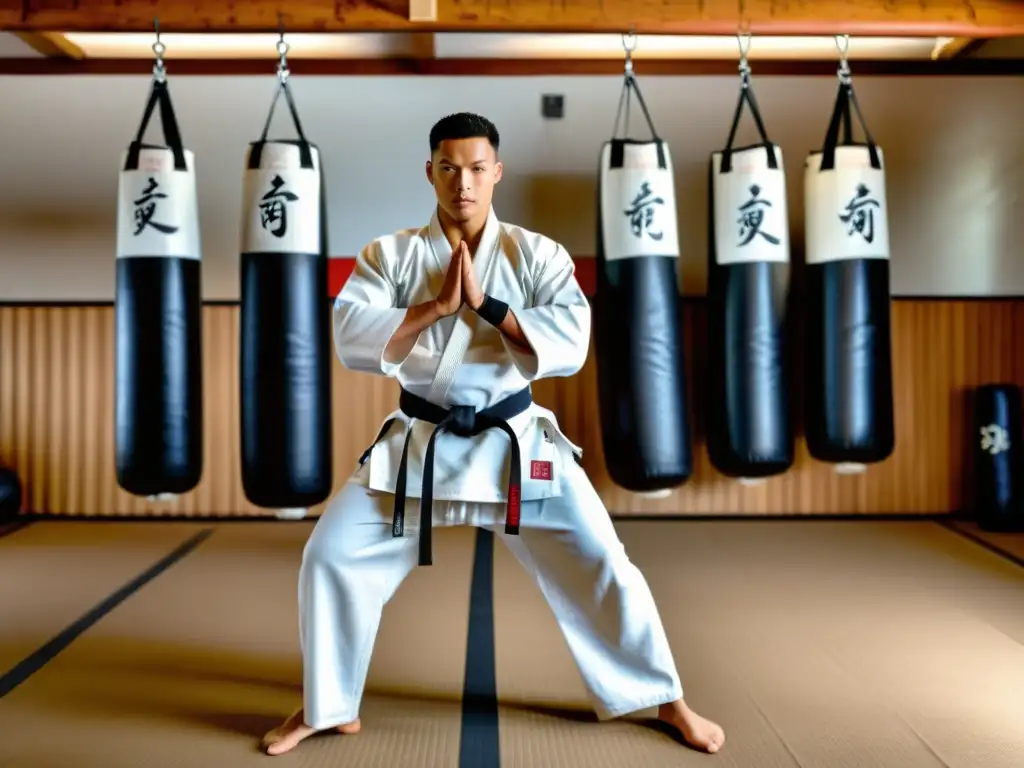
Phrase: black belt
[{"left": 359, "top": 387, "right": 532, "bottom": 566}]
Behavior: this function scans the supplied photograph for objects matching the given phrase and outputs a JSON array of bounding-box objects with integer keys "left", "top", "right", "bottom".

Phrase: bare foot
[
  {"left": 260, "top": 707, "right": 360, "bottom": 756},
  {"left": 658, "top": 700, "right": 725, "bottom": 754}
]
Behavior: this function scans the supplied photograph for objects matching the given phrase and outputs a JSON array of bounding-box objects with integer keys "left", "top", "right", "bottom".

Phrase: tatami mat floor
[{"left": 0, "top": 516, "right": 1021, "bottom": 768}]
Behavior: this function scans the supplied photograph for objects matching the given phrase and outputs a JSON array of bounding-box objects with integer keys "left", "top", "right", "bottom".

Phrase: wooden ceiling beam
[
  {"left": 409, "top": 32, "right": 435, "bottom": 59},
  {"left": 933, "top": 37, "right": 988, "bottom": 59},
  {"left": 408, "top": 0, "right": 437, "bottom": 24},
  {"left": 2, "top": 0, "right": 1024, "bottom": 37},
  {"left": 1, "top": 57, "right": 1022, "bottom": 77},
  {"left": 408, "top": 0, "right": 436, "bottom": 56},
  {"left": 13, "top": 31, "right": 85, "bottom": 58}
]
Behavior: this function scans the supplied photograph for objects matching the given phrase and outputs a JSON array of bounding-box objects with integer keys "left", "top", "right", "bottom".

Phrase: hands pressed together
[
  {"left": 384, "top": 239, "right": 531, "bottom": 364},
  {"left": 434, "top": 241, "right": 485, "bottom": 317}
]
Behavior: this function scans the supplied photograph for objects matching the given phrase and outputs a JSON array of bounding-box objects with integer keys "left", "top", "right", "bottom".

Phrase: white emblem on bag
[
  {"left": 117, "top": 147, "right": 200, "bottom": 261},
  {"left": 803, "top": 146, "right": 889, "bottom": 265},
  {"left": 241, "top": 143, "right": 321, "bottom": 256},
  {"left": 601, "top": 142, "right": 679, "bottom": 262},
  {"left": 712, "top": 146, "right": 788, "bottom": 266},
  {"left": 980, "top": 424, "right": 1010, "bottom": 456}
]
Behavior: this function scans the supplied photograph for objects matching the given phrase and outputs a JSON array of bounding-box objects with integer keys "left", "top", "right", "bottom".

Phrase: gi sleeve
[
  {"left": 333, "top": 241, "right": 411, "bottom": 377},
  {"left": 503, "top": 240, "right": 591, "bottom": 380}
]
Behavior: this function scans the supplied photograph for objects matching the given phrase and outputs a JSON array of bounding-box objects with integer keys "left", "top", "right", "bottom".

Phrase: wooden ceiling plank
[
  {"left": 367, "top": 0, "right": 410, "bottom": 15},
  {"left": 6, "top": 0, "right": 403, "bottom": 33},
  {"left": 3, "top": 0, "right": 1024, "bottom": 36}
]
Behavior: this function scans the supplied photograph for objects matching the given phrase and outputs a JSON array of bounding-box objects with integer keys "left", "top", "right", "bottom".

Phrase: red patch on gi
[{"left": 530, "top": 460, "right": 553, "bottom": 480}]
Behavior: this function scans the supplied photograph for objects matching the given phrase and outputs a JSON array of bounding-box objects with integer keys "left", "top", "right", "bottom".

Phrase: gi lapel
[{"left": 425, "top": 207, "right": 502, "bottom": 404}]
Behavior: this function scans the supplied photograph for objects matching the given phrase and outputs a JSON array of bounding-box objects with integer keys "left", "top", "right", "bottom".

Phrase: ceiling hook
[
  {"left": 621, "top": 26, "right": 636, "bottom": 77},
  {"left": 277, "top": 13, "right": 291, "bottom": 82},
  {"left": 835, "top": 34, "right": 852, "bottom": 84},
  {"left": 151, "top": 17, "right": 166, "bottom": 83},
  {"left": 736, "top": 29, "right": 752, "bottom": 88}
]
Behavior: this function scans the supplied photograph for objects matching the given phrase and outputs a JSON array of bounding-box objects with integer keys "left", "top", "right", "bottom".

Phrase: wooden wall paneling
[
  {"left": 536, "top": 300, "right": 1023, "bottom": 516},
  {"left": 1016, "top": 304, "right": 1024, "bottom": 385},
  {"left": 0, "top": 299, "right": 1021, "bottom": 518},
  {"left": 0, "top": 308, "right": 15, "bottom": 502}
]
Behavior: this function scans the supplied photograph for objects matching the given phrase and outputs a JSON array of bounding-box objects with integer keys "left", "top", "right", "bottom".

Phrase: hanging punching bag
[
  {"left": 0, "top": 467, "right": 22, "bottom": 522},
  {"left": 804, "top": 73, "right": 895, "bottom": 472},
  {"left": 114, "top": 72, "right": 203, "bottom": 499},
  {"left": 972, "top": 384, "right": 1024, "bottom": 532},
  {"left": 239, "top": 65, "right": 333, "bottom": 510},
  {"left": 594, "top": 64, "right": 691, "bottom": 495},
  {"left": 706, "top": 70, "right": 793, "bottom": 482}
]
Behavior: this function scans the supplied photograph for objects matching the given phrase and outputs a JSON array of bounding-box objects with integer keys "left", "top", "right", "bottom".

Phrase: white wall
[{"left": 0, "top": 72, "right": 1022, "bottom": 300}]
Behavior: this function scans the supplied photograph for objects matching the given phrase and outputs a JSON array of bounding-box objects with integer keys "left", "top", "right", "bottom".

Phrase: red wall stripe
[
  {"left": 327, "top": 258, "right": 356, "bottom": 296},
  {"left": 328, "top": 257, "right": 597, "bottom": 298}
]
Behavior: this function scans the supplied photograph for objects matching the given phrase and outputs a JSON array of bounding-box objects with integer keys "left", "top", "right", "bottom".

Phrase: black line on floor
[
  {"left": 459, "top": 527, "right": 501, "bottom": 768},
  {"left": 937, "top": 520, "right": 1024, "bottom": 570},
  {"left": 0, "top": 520, "right": 31, "bottom": 541},
  {"left": 0, "top": 527, "right": 215, "bottom": 699}
]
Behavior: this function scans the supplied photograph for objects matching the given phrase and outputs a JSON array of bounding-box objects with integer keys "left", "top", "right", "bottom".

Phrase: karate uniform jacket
[{"left": 333, "top": 206, "right": 589, "bottom": 505}]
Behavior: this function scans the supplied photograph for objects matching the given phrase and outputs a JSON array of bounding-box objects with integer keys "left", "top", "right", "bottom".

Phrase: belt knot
[{"left": 446, "top": 405, "right": 478, "bottom": 437}]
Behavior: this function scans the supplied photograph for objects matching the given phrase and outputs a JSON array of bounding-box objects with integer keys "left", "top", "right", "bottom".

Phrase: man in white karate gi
[{"left": 262, "top": 112, "right": 725, "bottom": 756}]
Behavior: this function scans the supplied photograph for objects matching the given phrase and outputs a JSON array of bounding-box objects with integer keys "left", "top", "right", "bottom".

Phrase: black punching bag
[
  {"left": 239, "top": 70, "right": 332, "bottom": 510},
  {"left": 804, "top": 76, "right": 895, "bottom": 473},
  {"left": 594, "top": 66, "right": 691, "bottom": 494},
  {"left": 972, "top": 384, "right": 1024, "bottom": 532},
  {"left": 0, "top": 467, "right": 22, "bottom": 521},
  {"left": 115, "top": 74, "right": 203, "bottom": 499},
  {"left": 706, "top": 73, "right": 793, "bottom": 481}
]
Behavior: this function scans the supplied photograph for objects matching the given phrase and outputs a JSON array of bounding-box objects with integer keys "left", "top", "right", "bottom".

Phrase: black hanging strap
[
  {"left": 248, "top": 73, "right": 314, "bottom": 170},
  {"left": 609, "top": 53, "right": 666, "bottom": 171},
  {"left": 124, "top": 78, "right": 187, "bottom": 172},
  {"left": 719, "top": 62, "right": 777, "bottom": 173},
  {"left": 820, "top": 79, "right": 881, "bottom": 171}
]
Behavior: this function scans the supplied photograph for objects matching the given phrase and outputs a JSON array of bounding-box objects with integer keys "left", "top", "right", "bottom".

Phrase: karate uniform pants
[{"left": 298, "top": 458, "right": 684, "bottom": 729}]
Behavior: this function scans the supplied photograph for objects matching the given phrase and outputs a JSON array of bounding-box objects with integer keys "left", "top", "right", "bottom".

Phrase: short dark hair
[{"left": 429, "top": 112, "right": 500, "bottom": 153}]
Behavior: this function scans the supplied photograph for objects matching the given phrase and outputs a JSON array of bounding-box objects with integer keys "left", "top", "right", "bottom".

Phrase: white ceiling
[{"left": 0, "top": 32, "right": 1021, "bottom": 60}]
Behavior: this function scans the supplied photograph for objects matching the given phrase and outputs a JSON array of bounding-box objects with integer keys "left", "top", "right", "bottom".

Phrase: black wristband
[{"left": 475, "top": 294, "right": 509, "bottom": 327}]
